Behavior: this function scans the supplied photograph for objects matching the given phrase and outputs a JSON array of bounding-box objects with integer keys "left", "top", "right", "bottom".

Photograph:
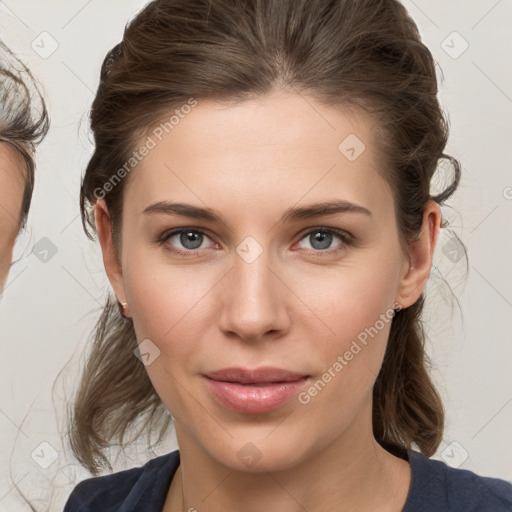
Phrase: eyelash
[{"left": 157, "top": 227, "right": 355, "bottom": 258}]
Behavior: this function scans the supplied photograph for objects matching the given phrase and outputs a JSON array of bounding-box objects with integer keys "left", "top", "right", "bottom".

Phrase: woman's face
[
  {"left": 0, "top": 143, "right": 25, "bottom": 294},
  {"left": 97, "top": 89, "right": 439, "bottom": 471}
]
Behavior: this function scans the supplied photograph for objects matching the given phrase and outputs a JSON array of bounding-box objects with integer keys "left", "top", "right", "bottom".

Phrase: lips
[
  {"left": 204, "top": 367, "right": 308, "bottom": 384},
  {"left": 202, "top": 366, "right": 310, "bottom": 413}
]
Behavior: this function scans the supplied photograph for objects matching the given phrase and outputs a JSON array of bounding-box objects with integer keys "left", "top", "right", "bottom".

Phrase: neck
[{"left": 165, "top": 405, "right": 411, "bottom": 512}]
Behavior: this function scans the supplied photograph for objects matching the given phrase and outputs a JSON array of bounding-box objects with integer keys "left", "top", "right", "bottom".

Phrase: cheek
[
  {"left": 294, "top": 251, "right": 399, "bottom": 345},
  {"left": 123, "top": 258, "right": 209, "bottom": 415},
  {"left": 123, "top": 253, "right": 218, "bottom": 413},
  {"left": 296, "top": 296, "right": 395, "bottom": 442},
  {"left": 293, "top": 256, "right": 400, "bottom": 407},
  {"left": 123, "top": 250, "right": 215, "bottom": 342}
]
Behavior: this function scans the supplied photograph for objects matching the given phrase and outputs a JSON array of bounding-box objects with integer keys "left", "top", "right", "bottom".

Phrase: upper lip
[{"left": 204, "top": 367, "right": 309, "bottom": 384}]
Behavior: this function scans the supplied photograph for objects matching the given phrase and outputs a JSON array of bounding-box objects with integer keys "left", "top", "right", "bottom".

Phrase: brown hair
[
  {"left": 0, "top": 39, "right": 49, "bottom": 229},
  {"left": 70, "top": 0, "right": 464, "bottom": 475}
]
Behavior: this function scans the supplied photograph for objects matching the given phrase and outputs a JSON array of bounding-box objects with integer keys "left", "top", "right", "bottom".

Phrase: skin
[
  {"left": 96, "top": 89, "right": 441, "bottom": 512},
  {"left": 0, "top": 143, "right": 26, "bottom": 294}
]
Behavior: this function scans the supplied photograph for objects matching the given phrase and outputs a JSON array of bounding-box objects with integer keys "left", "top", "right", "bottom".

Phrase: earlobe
[
  {"left": 95, "top": 200, "right": 130, "bottom": 316},
  {"left": 395, "top": 200, "right": 442, "bottom": 308}
]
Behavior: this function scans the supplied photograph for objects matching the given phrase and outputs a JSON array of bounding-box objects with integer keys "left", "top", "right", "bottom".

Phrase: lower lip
[{"left": 203, "top": 376, "right": 309, "bottom": 413}]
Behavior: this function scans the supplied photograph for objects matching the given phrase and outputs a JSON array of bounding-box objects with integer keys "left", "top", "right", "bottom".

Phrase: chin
[{"left": 196, "top": 427, "right": 316, "bottom": 473}]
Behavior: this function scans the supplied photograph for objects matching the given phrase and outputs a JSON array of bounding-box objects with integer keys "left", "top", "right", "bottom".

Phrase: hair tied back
[{"left": 100, "top": 42, "right": 122, "bottom": 82}]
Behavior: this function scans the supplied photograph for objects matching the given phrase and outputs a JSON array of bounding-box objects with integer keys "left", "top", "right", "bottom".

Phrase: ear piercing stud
[{"left": 117, "top": 299, "right": 129, "bottom": 318}]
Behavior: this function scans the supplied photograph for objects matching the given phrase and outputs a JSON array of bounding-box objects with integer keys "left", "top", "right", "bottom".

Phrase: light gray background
[{"left": 0, "top": 1, "right": 511, "bottom": 510}]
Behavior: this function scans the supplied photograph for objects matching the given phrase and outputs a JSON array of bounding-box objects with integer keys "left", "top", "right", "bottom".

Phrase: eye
[
  {"left": 158, "top": 226, "right": 354, "bottom": 258},
  {"left": 295, "top": 228, "right": 353, "bottom": 254},
  {"left": 159, "top": 228, "right": 217, "bottom": 256}
]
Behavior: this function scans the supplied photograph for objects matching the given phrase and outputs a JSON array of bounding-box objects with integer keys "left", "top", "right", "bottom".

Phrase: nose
[{"left": 218, "top": 247, "right": 291, "bottom": 343}]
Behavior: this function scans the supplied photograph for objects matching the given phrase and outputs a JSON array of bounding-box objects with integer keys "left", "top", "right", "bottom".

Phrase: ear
[
  {"left": 395, "top": 199, "right": 442, "bottom": 309},
  {"left": 95, "top": 199, "right": 130, "bottom": 317}
]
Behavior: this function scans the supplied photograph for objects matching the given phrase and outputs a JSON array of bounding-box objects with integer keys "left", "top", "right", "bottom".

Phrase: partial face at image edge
[{"left": 0, "top": 142, "right": 27, "bottom": 295}]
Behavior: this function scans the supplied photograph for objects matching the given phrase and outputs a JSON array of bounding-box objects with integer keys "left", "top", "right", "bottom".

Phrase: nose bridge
[{"left": 219, "top": 236, "right": 286, "bottom": 340}]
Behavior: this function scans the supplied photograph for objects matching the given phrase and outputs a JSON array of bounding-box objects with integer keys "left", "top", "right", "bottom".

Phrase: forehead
[{"left": 124, "top": 90, "right": 393, "bottom": 219}]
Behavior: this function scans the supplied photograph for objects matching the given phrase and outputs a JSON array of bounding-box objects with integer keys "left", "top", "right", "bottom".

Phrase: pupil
[
  {"left": 181, "top": 231, "right": 202, "bottom": 250},
  {"left": 312, "top": 232, "right": 331, "bottom": 250}
]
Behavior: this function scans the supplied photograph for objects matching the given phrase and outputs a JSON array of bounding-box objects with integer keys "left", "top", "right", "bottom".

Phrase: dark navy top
[{"left": 63, "top": 449, "right": 512, "bottom": 511}]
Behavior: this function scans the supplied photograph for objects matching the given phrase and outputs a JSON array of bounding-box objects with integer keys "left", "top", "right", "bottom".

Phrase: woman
[
  {"left": 63, "top": 0, "right": 512, "bottom": 510},
  {"left": 0, "top": 40, "right": 48, "bottom": 294}
]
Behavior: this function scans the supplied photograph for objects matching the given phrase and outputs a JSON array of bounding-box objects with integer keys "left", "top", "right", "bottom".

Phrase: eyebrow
[{"left": 142, "top": 200, "right": 372, "bottom": 224}]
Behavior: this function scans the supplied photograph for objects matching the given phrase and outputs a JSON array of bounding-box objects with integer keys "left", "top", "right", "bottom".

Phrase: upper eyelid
[{"left": 295, "top": 228, "right": 353, "bottom": 248}]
